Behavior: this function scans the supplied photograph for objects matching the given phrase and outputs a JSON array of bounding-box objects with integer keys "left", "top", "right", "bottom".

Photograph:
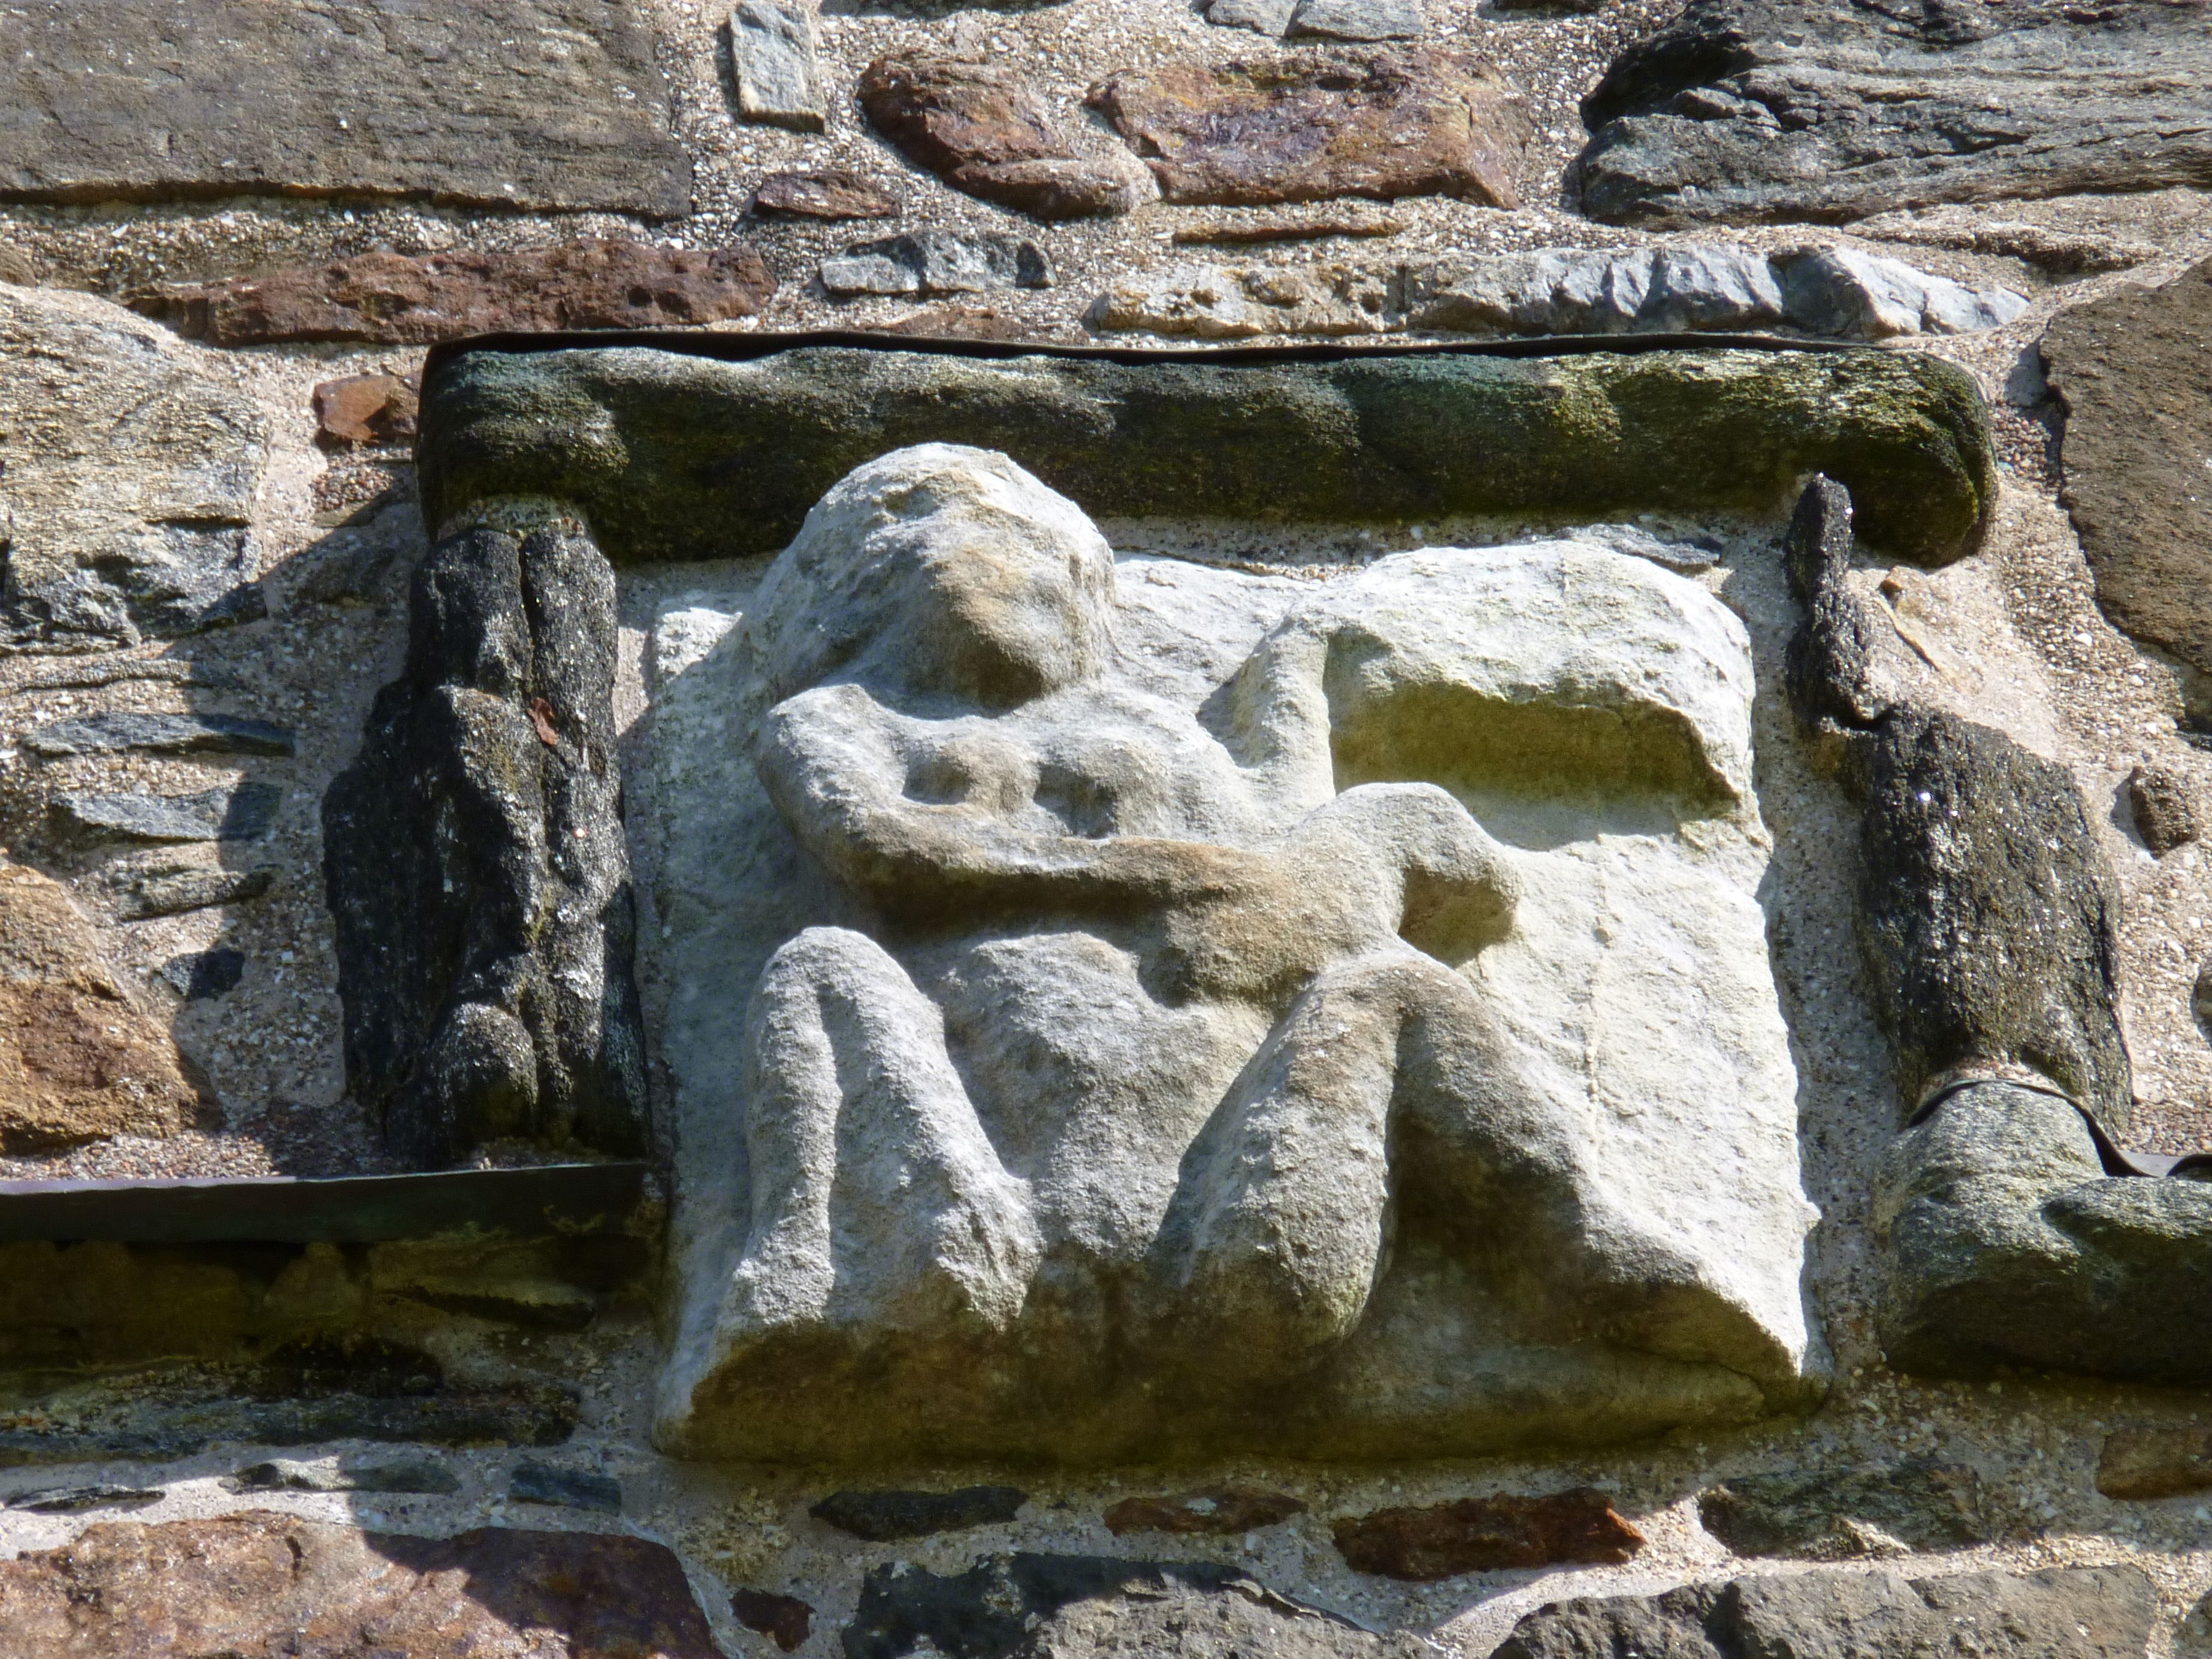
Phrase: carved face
[
  {"left": 874, "top": 526, "right": 1113, "bottom": 708},
  {"left": 748, "top": 443, "right": 1117, "bottom": 710}
]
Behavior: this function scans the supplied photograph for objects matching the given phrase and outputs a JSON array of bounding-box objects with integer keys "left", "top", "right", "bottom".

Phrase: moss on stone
[{"left": 419, "top": 342, "right": 1995, "bottom": 566}]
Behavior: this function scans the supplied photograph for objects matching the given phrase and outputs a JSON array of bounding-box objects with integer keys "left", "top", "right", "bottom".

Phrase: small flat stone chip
[
  {"left": 509, "top": 1459, "right": 623, "bottom": 1514},
  {"left": 223, "top": 1455, "right": 461, "bottom": 1496},
  {"left": 0, "top": 1, "right": 691, "bottom": 216},
  {"left": 1206, "top": 0, "right": 1300, "bottom": 31},
  {"left": 6, "top": 1483, "right": 164, "bottom": 1513},
  {"left": 812, "top": 1486, "right": 1028, "bottom": 1540},
  {"left": 754, "top": 168, "right": 902, "bottom": 220},
  {"left": 112, "top": 865, "right": 277, "bottom": 923},
  {"left": 29, "top": 712, "right": 296, "bottom": 758},
  {"left": 134, "top": 240, "right": 775, "bottom": 349},
  {"left": 732, "top": 1588, "right": 814, "bottom": 1651},
  {"left": 1333, "top": 1489, "right": 1642, "bottom": 1581},
  {"left": 1089, "top": 50, "right": 1528, "bottom": 208},
  {"left": 1104, "top": 1486, "right": 1307, "bottom": 1536},
  {"left": 163, "top": 948, "right": 247, "bottom": 1002},
  {"left": 1288, "top": 0, "right": 1425, "bottom": 40},
  {"left": 2098, "top": 1427, "right": 2212, "bottom": 1500},
  {"left": 313, "top": 373, "right": 421, "bottom": 448},
  {"left": 730, "top": 0, "right": 829, "bottom": 132}
]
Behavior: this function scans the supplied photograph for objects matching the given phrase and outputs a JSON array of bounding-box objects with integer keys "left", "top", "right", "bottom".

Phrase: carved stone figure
[{"left": 649, "top": 444, "right": 1818, "bottom": 1461}]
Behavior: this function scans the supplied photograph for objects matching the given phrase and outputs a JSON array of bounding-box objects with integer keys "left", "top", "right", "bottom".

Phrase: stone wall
[{"left": 1, "top": 1, "right": 2211, "bottom": 1655}]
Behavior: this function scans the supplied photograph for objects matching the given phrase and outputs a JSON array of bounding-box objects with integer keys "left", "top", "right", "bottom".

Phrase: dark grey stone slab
[
  {"left": 1496, "top": 1565, "right": 2155, "bottom": 1659},
  {"left": 1698, "top": 1458, "right": 1986, "bottom": 1558},
  {"left": 223, "top": 1453, "right": 461, "bottom": 1495},
  {"left": 845, "top": 1554, "right": 1420, "bottom": 1659},
  {"left": 5, "top": 1483, "right": 163, "bottom": 1513},
  {"left": 812, "top": 1486, "right": 1028, "bottom": 1540},
  {"left": 510, "top": 1459, "right": 622, "bottom": 1513},
  {"left": 0, "top": 1159, "right": 648, "bottom": 1244},
  {"left": 56, "top": 782, "right": 281, "bottom": 844},
  {"left": 1576, "top": 0, "right": 2212, "bottom": 227},
  {"left": 0, "top": 1, "right": 691, "bottom": 216},
  {"left": 163, "top": 947, "right": 247, "bottom": 1001},
  {"left": 28, "top": 712, "right": 295, "bottom": 758},
  {"left": 112, "top": 864, "right": 275, "bottom": 921}
]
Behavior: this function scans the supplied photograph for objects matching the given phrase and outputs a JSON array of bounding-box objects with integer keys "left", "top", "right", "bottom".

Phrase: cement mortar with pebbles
[{"left": 0, "top": 0, "right": 2209, "bottom": 1654}]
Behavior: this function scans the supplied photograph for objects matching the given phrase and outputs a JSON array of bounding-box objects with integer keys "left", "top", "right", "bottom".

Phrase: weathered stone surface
[
  {"left": 0, "top": 862, "right": 206, "bottom": 1152},
  {"left": 1173, "top": 206, "right": 1406, "bottom": 244},
  {"left": 859, "top": 53, "right": 1144, "bottom": 219},
  {"left": 163, "top": 948, "right": 246, "bottom": 1001},
  {"left": 2042, "top": 259, "right": 2212, "bottom": 715},
  {"left": 733, "top": 1588, "right": 813, "bottom": 1651},
  {"left": 877, "top": 304, "right": 1040, "bottom": 342},
  {"left": 55, "top": 783, "right": 282, "bottom": 845},
  {"left": 1207, "top": 0, "right": 1299, "bottom": 32},
  {"left": 325, "top": 507, "right": 649, "bottom": 1167},
  {"left": 648, "top": 445, "right": 1815, "bottom": 1463},
  {"left": 419, "top": 342, "right": 1997, "bottom": 567},
  {"left": 1090, "top": 262, "right": 1391, "bottom": 337},
  {"left": 1496, "top": 1565, "right": 2156, "bottom": 1659},
  {"left": 813, "top": 1486, "right": 1028, "bottom": 1540},
  {"left": 111, "top": 863, "right": 275, "bottom": 923},
  {"left": 1332, "top": 1491, "right": 1642, "bottom": 1580},
  {"left": 731, "top": 0, "right": 828, "bottom": 132},
  {"left": 1089, "top": 51, "right": 1528, "bottom": 208},
  {"left": 1857, "top": 712, "right": 2129, "bottom": 1128},
  {"left": 1576, "top": 0, "right": 2212, "bottom": 227},
  {"left": 845, "top": 1555, "right": 1421, "bottom": 1659},
  {"left": 1104, "top": 1487, "right": 1306, "bottom": 1536},
  {"left": 509, "top": 1459, "right": 621, "bottom": 1513},
  {"left": 1288, "top": 0, "right": 1424, "bottom": 40},
  {"left": 1697, "top": 1458, "right": 1986, "bottom": 1558},
  {"left": 225, "top": 1453, "right": 461, "bottom": 1496},
  {"left": 2098, "top": 1428, "right": 2212, "bottom": 1500},
  {"left": 2127, "top": 764, "right": 2199, "bottom": 856},
  {"left": 821, "top": 230, "right": 1052, "bottom": 298},
  {"left": 0, "top": 1382, "right": 579, "bottom": 1466},
  {"left": 0, "top": 285, "right": 267, "bottom": 649},
  {"left": 1876, "top": 1078, "right": 2212, "bottom": 1383},
  {"left": 314, "top": 373, "right": 421, "bottom": 448},
  {"left": 0, "top": 1512, "right": 722, "bottom": 1658},
  {"left": 1406, "top": 244, "right": 2024, "bottom": 339},
  {"left": 0, "top": 1, "right": 691, "bottom": 217},
  {"left": 754, "top": 168, "right": 902, "bottom": 220},
  {"left": 1779, "top": 246, "right": 2026, "bottom": 339},
  {"left": 5, "top": 1484, "right": 162, "bottom": 1513},
  {"left": 28, "top": 712, "right": 295, "bottom": 759},
  {"left": 135, "top": 240, "right": 775, "bottom": 349}
]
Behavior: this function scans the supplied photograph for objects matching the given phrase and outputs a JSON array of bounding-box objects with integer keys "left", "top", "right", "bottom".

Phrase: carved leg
[
  {"left": 1159, "top": 950, "right": 1752, "bottom": 1388},
  {"left": 730, "top": 926, "right": 1041, "bottom": 1342}
]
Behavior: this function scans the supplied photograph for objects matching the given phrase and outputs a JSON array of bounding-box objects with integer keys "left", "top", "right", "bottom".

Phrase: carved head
[{"left": 745, "top": 444, "right": 1117, "bottom": 710}]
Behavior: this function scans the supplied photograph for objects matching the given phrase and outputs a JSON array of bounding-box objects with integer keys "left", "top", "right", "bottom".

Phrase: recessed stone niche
[{"left": 340, "top": 336, "right": 1999, "bottom": 1464}]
